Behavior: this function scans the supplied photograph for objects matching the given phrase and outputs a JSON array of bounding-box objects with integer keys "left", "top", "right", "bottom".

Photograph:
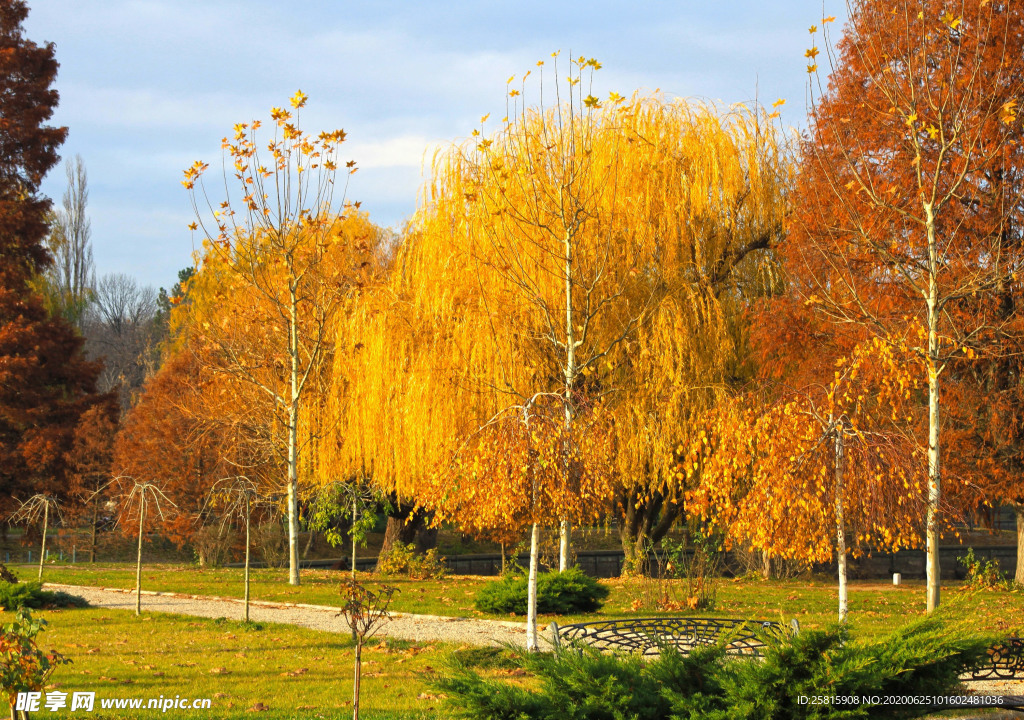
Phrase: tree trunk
[
  {"left": 616, "top": 486, "right": 684, "bottom": 576},
  {"left": 834, "top": 422, "right": 848, "bottom": 623},
  {"left": 622, "top": 533, "right": 650, "bottom": 578},
  {"left": 380, "top": 503, "right": 428, "bottom": 558},
  {"left": 287, "top": 276, "right": 301, "bottom": 587},
  {"left": 244, "top": 496, "right": 251, "bottom": 623},
  {"left": 136, "top": 494, "right": 145, "bottom": 617},
  {"left": 37, "top": 502, "right": 48, "bottom": 581},
  {"left": 558, "top": 521, "right": 570, "bottom": 572},
  {"left": 925, "top": 240, "right": 942, "bottom": 612},
  {"left": 560, "top": 227, "right": 575, "bottom": 573},
  {"left": 287, "top": 403, "right": 300, "bottom": 586},
  {"left": 89, "top": 496, "right": 98, "bottom": 563},
  {"left": 1015, "top": 502, "right": 1024, "bottom": 586},
  {"left": 526, "top": 522, "right": 540, "bottom": 652},
  {"left": 351, "top": 497, "right": 358, "bottom": 579},
  {"left": 352, "top": 640, "right": 362, "bottom": 720}
]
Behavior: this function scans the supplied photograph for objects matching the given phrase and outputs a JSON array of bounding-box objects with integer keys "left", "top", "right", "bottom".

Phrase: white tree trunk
[
  {"left": 244, "top": 496, "right": 251, "bottom": 623},
  {"left": 925, "top": 204, "right": 941, "bottom": 612},
  {"left": 526, "top": 522, "right": 540, "bottom": 652},
  {"left": 834, "top": 423, "right": 847, "bottom": 623},
  {"left": 135, "top": 494, "right": 145, "bottom": 617},
  {"left": 560, "top": 228, "right": 575, "bottom": 573},
  {"left": 287, "top": 281, "right": 302, "bottom": 586},
  {"left": 558, "top": 521, "right": 570, "bottom": 572},
  {"left": 37, "top": 502, "right": 48, "bottom": 581},
  {"left": 1015, "top": 503, "right": 1024, "bottom": 586}
]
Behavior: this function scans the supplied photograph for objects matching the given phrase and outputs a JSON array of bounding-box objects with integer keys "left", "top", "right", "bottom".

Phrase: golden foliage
[{"left": 323, "top": 62, "right": 791, "bottom": 540}]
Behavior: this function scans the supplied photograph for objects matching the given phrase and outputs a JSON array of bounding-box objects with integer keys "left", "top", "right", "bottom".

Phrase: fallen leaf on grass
[
  {"left": 152, "top": 672, "right": 164, "bottom": 678},
  {"left": 86, "top": 648, "right": 100, "bottom": 654},
  {"left": 295, "top": 706, "right": 317, "bottom": 710},
  {"left": 213, "top": 693, "right": 228, "bottom": 699},
  {"left": 209, "top": 667, "right": 230, "bottom": 675},
  {"left": 247, "top": 703, "right": 269, "bottom": 712}
]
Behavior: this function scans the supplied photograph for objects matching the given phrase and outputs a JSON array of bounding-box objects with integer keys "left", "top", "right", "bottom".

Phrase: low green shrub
[
  {"left": 0, "top": 581, "right": 88, "bottom": 611},
  {"left": 450, "top": 646, "right": 519, "bottom": 670},
  {"left": 958, "top": 548, "right": 1010, "bottom": 590},
  {"left": 474, "top": 566, "right": 610, "bottom": 615},
  {"left": 375, "top": 542, "right": 447, "bottom": 580},
  {"left": 435, "top": 616, "right": 994, "bottom": 720}
]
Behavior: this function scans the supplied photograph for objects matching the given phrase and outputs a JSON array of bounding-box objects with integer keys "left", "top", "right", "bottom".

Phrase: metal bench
[
  {"left": 970, "top": 637, "right": 1024, "bottom": 681},
  {"left": 550, "top": 617, "right": 798, "bottom": 658}
]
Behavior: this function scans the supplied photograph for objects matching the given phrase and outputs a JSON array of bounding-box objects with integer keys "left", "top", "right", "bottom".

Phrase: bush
[
  {"left": 435, "top": 616, "right": 994, "bottom": 720},
  {"left": 254, "top": 521, "right": 287, "bottom": 569},
  {"left": 1, "top": 608, "right": 72, "bottom": 708},
  {"left": 958, "top": 548, "right": 1010, "bottom": 590},
  {"left": 192, "top": 524, "right": 236, "bottom": 568},
  {"left": 376, "top": 542, "right": 447, "bottom": 580},
  {"left": 475, "top": 567, "right": 609, "bottom": 615},
  {"left": 0, "top": 581, "right": 88, "bottom": 611}
]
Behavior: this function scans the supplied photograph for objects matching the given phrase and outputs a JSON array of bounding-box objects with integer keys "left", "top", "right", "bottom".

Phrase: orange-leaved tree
[
  {"left": 183, "top": 93, "right": 363, "bottom": 585},
  {"left": 792, "top": 0, "right": 1024, "bottom": 610},
  {"left": 690, "top": 334, "right": 930, "bottom": 621}
]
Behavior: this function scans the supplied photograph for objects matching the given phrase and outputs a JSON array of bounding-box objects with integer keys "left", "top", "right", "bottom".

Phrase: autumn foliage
[{"left": 0, "top": 0, "right": 108, "bottom": 517}]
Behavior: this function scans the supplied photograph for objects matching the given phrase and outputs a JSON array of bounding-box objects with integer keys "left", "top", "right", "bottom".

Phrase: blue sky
[{"left": 25, "top": 1, "right": 843, "bottom": 291}]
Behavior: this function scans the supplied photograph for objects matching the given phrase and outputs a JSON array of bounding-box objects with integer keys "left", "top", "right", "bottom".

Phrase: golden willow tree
[
  {"left": 182, "top": 93, "right": 369, "bottom": 584},
  {"left": 323, "top": 54, "right": 791, "bottom": 640},
  {"left": 690, "top": 335, "right": 930, "bottom": 622}
]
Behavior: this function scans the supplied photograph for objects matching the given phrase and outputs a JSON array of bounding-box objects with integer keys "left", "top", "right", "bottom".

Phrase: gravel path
[{"left": 46, "top": 583, "right": 531, "bottom": 649}]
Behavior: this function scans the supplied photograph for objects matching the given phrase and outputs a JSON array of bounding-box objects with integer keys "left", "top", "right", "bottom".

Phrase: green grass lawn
[
  {"left": 7, "top": 568, "right": 1021, "bottom": 720},
  {"left": 27, "top": 562, "right": 1024, "bottom": 640},
  {"left": 14, "top": 606, "right": 454, "bottom": 719}
]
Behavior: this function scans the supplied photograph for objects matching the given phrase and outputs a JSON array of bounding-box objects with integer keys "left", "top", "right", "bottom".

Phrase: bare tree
[
  {"left": 83, "top": 273, "right": 159, "bottom": 410},
  {"left": 44, "top": 155, "right": 94, "bottom": 328},
  {"left": 9, "top": 495, "right": 61, "bottom": 580},
  {"left": 109, "top": 476, "right": 176, "bottom": 616}
]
